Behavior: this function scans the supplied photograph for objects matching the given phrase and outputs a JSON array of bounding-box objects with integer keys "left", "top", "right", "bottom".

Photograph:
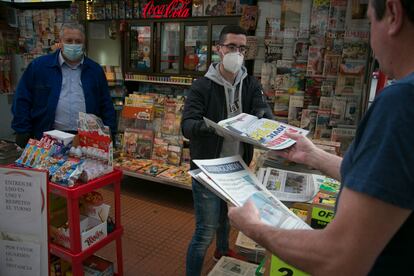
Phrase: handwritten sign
[
  {"left": 0, "top": 167, "right": 48, "bottom": 276},
  {"left": 0, "top": 240, "right": 40, "bottom": 276}
]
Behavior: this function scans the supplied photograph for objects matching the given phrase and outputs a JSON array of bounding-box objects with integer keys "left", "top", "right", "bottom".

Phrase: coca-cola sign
[{"left": 142, "top": 0, "right": 192, "bottom": 19}]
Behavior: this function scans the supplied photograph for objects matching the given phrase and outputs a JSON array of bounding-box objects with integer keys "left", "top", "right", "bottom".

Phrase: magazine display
[
  {"left": 207, "top": 256, "right": 258, "bottom": 276},
  {"left": 192, "top": 155, "right": 311, "bottom": 230},
  {"left": 262, "top": 167, "right": 319, "bottom": 202},
  {"left": 204, "top": 113, "right": 309, "bottom": 151}
]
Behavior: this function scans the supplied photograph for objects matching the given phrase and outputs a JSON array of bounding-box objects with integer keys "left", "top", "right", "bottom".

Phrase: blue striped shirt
[{"left": 54, "top": 52, "right": 86, "bottom": 131}]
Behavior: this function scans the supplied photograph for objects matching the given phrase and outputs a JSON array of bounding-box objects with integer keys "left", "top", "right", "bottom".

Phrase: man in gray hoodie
[{"left": 182, "top": 25, "right": 273, "bottom": 276}]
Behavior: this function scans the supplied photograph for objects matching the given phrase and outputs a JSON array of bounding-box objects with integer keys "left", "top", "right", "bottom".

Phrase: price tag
[{"left": 270, "top": 255, "right": 309, "bottom": 276}]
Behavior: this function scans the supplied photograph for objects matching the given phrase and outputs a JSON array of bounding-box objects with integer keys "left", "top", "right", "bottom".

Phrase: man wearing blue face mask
[
  {"left": 11, "top": 22, "right": 116, "bottom": 147},
  {"left": 182, "top": 25, "right": 273, "bottom": 276}
]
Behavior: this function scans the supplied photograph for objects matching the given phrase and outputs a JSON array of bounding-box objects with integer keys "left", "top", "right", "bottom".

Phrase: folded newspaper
[
  {"left": 207, "top": 256, "right": 258, "bottom": 276},
  {"left": 191, "top": 155, "right": 311, "bottom": 230},
  {"left": 204, "top": 113, "right": 309, "bottom": 150},
  {"left": 262, "top": 167, "right": 321, "bottom": 202}
]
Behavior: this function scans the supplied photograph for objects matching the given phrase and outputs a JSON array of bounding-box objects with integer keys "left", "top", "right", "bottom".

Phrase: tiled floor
[{"left": 95, "top": 175, "right": 238, "bottom": 276}]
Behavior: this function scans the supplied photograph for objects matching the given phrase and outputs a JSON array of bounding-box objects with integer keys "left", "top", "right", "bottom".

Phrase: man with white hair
[{"left": 12, "top": 22, "right": 115, "bottom": 147}]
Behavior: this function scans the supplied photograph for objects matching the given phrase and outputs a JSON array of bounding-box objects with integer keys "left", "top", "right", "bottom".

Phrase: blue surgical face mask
[{"left": 62, "top": 43, "right": 84, "bottom": 61}]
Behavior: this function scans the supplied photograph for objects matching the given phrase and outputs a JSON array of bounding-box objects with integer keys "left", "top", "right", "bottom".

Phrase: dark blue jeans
[{"left": 186, "top": 178, "right": 230, "bottom": 276}]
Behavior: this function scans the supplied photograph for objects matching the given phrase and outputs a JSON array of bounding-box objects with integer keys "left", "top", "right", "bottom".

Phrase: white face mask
[{"left": 222, "top": 52, "right": 244, "bottom": 74}]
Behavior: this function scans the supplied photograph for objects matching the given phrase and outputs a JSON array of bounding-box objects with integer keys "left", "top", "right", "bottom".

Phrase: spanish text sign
[{"left": 0, "top": 167, "right": 48, "bottom": 276}]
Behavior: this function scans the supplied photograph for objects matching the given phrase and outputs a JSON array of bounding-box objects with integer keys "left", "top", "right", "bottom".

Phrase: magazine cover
[
  {"left": 151, "top": 137, "right": 169, "bottom": 161},
  {"left": 305, "top": 77, "right": 324, "bottom": 107},
  {"left": 192, "top": 1, "right": 203, "bottom": 16},
  {"left": 240, "top": 5, "right": 258, "bottom": 31},
  {"left": 287, "top": 94, "right": 304, "bottom": 127},
  {"left": 203, "top": 0, "right": 217, "bottom": 16},
  {"left": 323, "top": 54, "right": 341, "bottom": 77},
  {"left": 245, "top": 36, "right": 258, "bottom": 60},
  {"left": 205, "top": 113, "right": 309, "bottom": 150},
  {"left": 329, "top": 96, "right": 347, "bottom": 127},
  {"left": 318, "top": 96, "right": 333, "bottom": 111},
  {"left": 225, "top": 0, "right": 237, "bottom": 15},
  {"left": 300, "top": 108, "right": 318, "bottom": 137},
  {"left": 264, "top": 39, "right": 284, "bottom": 63},
  {"left": 265, "top": 17, "right": 281, "bottom": 39},
  {"left": 325, "top": 31, "right": 345, "bottom": 55},
  {"left": 314, "top": 110, "right": 332, "bottom": 140},
  {"left": 335, "top": 73, "right": 364, "bottom": 95},
  {"left": 273, "top": 92, "right": 290, "bottom": 117},
  {"left": 123, "top": 128, "right": 139, "bottom": 157},
  {"left": 344, "top": 95, "right": 360, "bottom": 125},
  {"left": 306, "top": 46, "right": 325, "bottom": 77},
  {"left": 331, "top": 127, "right": 356, "bottom": 155},
  {"left": 167, "top": 144, "right": 182, "bottom": 166},
  {"left": 261, "top": 63, "right": 277, "bottom": 94},
  {"left": 309, "top": 0, "right": 330, "bottom": 35},
  {"left": 328, "top": 0, "right": 347, "bottom": 31},
  {"left": 342, "top": 31, "right": 370, "bottom": 60},
  {"left": 135, "top": 129, "right": 154, "bottom": 159},
  {"left": 293, "top": 38, "right": 310, "bottom": 63}
]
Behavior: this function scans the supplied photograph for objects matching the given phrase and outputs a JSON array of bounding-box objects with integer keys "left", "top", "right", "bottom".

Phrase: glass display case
[
  {"left": 160, "top": 23, "right": 180, "bottom": 74},
  {"left": 211, "top": 24, "right": 226, "bottom": 64},
  {"left": 128, "top": 24, "right": 153, "bottom": 72},
  {"left": 124, "top": 17, "right": 239, "bottom": 77},
  {"left": 183, "top": 25, "right": 208, "bottom": 72}
]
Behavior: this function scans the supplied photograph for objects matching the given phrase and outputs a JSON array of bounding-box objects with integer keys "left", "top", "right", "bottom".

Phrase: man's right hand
[
  {"left": 199, "top": 122, "right": 216, "bottom": 136},
  {"left": 275, "top": 131, "right": 320, "bottom": 167}
]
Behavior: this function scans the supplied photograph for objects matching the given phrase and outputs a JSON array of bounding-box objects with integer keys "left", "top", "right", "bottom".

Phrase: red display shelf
[
  {"left": 48, "top": 169, "right": 124, "bottom": 276},
  {"left": 49, "top": 228, "right": 123, "bottom": 262}
]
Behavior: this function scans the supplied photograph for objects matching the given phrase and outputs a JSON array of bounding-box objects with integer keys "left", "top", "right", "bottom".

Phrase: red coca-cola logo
[{"left": 142, "top": 0, "right": 191, "bottom": 19}]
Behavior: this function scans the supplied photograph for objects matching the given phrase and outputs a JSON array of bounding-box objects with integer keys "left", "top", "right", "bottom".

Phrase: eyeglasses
[{"left": 220, "top": 44, "right": 248, "bottom": 54}]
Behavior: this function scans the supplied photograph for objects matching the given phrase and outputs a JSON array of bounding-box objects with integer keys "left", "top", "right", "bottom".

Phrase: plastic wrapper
[{"left": 51, "top": 158, "right": 83, "bottom": 187}]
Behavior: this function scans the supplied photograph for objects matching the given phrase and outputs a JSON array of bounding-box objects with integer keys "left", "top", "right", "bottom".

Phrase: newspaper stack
[
  {"left": 235, "top": 231, "right": 266, "bottom": 264},
  {"left": 207, "top": 256, "right": 258, "bottom": 276},
  {"left": 190, "top": 155, "right": 311, "bottom": 230}
]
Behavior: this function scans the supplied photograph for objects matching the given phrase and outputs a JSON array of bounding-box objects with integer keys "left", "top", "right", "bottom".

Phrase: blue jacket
[{"left": 11, "top": 50, "right": 116, "bottom": 139}]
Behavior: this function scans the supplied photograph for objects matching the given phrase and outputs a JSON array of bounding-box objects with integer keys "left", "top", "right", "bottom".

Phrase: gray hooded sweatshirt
[{"left": 205, "top": 62, "right": 248, "bottom": 158}]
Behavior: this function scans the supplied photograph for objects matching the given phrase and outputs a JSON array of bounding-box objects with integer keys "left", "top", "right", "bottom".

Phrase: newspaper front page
[
  {"left": 193, "top": 155, "right": 311, "bottom": 230},
  {"left": 204, "top": 113, "right": 309, "bottom": 150},
  {"left": 262, "top": 167, "right": 319, "bottom": 202}
]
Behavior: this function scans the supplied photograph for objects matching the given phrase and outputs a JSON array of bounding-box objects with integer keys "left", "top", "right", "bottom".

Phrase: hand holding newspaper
[
  {"left": 190, "top": 155, "right": 311, "bottom": 230},
  {"left": 204, "top": 113, "right": 309, "bottom": 150}
]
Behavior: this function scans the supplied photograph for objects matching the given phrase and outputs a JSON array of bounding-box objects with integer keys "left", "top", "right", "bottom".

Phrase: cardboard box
[
  {"left": 83, "top": 255, "right": 114, "bottom": 276},
  {"left": 43, "top": 130, "right": 75, "bottom": 146},
  {"left": 50, "top": 216, "right": 108, "bottom": 251}
]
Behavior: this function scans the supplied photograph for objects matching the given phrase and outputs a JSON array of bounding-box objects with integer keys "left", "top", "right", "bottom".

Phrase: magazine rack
[{"left": 48, "top": 169, "right": 124, "bottom": 276}]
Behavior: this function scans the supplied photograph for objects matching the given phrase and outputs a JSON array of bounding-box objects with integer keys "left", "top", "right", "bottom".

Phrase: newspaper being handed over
[
  {"left": 204, "top": 113, "right": 309, "bottom": 150},
  {"left": 191, "top": 155, "right": 311, "bottom": 230},
  {"left": 262, "top": 167, "right": 319, "bottom": 202}
]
